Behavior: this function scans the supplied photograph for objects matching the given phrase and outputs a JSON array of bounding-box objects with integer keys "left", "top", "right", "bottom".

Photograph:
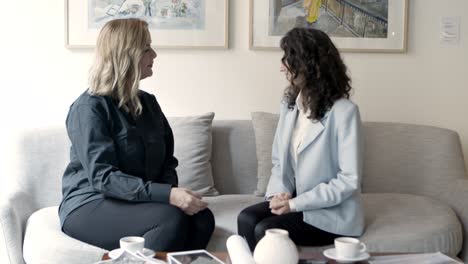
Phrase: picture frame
[
  {"left": 65, "top": 0, "right": 229, "bottom": 49},
  {"left": 249, "top": 0, "right": 408, "bottom": 52}
]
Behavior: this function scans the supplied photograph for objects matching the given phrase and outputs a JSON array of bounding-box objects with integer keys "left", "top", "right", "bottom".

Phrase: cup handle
[{"left": 359, "top": 243, "right": 367, "bottom": 253}]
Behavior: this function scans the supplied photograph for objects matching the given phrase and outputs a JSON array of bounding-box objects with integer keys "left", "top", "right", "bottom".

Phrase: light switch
[{"left": 440, "top": 16, "right": 460, "bottom": 45}]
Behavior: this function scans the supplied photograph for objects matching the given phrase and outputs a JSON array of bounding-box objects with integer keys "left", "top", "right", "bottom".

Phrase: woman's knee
[
  {"left": 238, "top": 206, "right": 260, "bottom": 228},
  {"left": 254, "top": 220, "right": 277, "bottom": 241},
  {"left": 194, "top": 208, "right": 215, "bottom": 232},
  {"left": 143, "top": 208, "right": 189, "bottom": 251},
  {"left": 163, "top": 207, "right": 190, "bottom": 232}
]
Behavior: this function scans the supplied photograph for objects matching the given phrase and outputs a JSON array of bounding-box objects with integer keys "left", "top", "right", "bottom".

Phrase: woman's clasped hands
[
  {"left": 269, "top": 192, "right": 292, "bottom": 215},
  {"left": 169, "top": 188, "right": 208, "bottom": 215}
]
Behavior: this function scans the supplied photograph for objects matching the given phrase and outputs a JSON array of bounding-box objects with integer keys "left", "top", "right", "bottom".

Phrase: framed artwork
[
  {"left": 65, "top": 0, "right": 229, "bottom": 49},
  {"left": 250, "top": 0, "right": 408, "bottom": 52}
]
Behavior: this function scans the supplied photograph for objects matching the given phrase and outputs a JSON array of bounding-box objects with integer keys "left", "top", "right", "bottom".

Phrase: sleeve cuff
[
  {"left": 265, "top": 193, "right": 282, "bottom": 201},
  {"left": 289, "top": 199, "right": 297, "bottom": 212},
  {"left": 149, "top": 183, "right": 172, "bottom": 203}
]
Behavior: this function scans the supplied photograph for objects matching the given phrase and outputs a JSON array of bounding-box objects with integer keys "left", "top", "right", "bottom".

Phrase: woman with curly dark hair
[{"left": 238, "top": 28, "right": 364, "bottom": 250}]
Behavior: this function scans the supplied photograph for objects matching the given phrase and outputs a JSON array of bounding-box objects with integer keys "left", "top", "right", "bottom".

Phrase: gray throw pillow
[
  {"left": 168, "top": 112, "right": 219, "bottom": 196},
  {"left": 251, "top": 112, "right": 280, "bottom": 196}
]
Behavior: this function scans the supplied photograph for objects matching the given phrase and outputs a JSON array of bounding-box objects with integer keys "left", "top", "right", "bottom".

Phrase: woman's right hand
[
  {"left": 269, "top": 192, "right": 291, "bottom": 210},
  {"left": 169, "top": 188, "right": 208, "bottom": 215}
]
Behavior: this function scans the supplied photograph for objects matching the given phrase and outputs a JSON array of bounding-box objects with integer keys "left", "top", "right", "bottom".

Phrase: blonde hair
[{"left": 88, "top": 18, "right": 150, "bottom": 116}]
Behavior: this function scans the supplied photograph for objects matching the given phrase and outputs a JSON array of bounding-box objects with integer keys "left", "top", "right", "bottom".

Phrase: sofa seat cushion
[
  {"left": 300, "top": 193, "right": 462, "bottom": 256},
  {"left": 204, "top": 194, "right": 264, "bottom": 251},
  {"left": 206, "top": 194, "right": 462, "bottom": 256},
  {"left": 23, "top": 206, "right": 106, "bottom": 264},
  {"left": 360, "top": 193, "right": 462, "bottom": 257},
  {"left": 21, "top": 197, "right": 264, "bottom": 262},
  {"left": 22, "top": 194, "right": 462, "bottom": 260}
]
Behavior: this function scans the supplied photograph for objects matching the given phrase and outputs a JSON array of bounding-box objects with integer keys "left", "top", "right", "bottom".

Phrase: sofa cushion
[
  {"left": 204, "top": 195, "right": 264, "bottom": 251},
  {"left": 204, "top": 193, "right": 462, "bottom": 256},
  {"left": 360, "top": 193, "right": 462, "bottom": 257},
  {"left": 211, "top": 120, "right": 258, "bottom": 195},
  {"left": 23, "top": 206, "right": 106, "bottom": 264},
  {"left": 22, "top": 197, "right": 266, "bottom": 263},
  {"left": 23, "top": 193, "right": 462, "bottom": 261},
  {"left": 250, "top": 112, "right": 279, "bottom": 196},
  {"left": 168, "top": 112, "right": 219, "bottom": 196}
]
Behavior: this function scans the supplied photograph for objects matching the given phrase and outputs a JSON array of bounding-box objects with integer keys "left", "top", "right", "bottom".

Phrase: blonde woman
[
  {"left": 59, "top": 18, "right": 214, "bottom": 251},
  {"left": 303, "top": 0, "right": 322, "bottom": 24}
]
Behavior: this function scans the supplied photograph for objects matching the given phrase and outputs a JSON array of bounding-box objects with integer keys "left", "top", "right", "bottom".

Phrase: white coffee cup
[
  {"left": 334, "top": 237, "right": 366, "bottom": 258},
  {"left": 119, "top": 236, "right": 145, "bottom": 253}
]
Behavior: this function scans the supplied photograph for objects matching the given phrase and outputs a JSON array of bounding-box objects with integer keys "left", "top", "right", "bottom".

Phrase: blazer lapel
[
  {"left": 297, "top": 119, "right": 325, "bottom": 154},
  {"left": 280, "top": 106, "right": 298, "bottom": 163}
]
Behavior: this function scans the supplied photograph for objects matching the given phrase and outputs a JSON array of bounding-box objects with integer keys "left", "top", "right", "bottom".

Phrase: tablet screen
[{"left": 171, "top": 251, "right": 223, "bottom": 264}]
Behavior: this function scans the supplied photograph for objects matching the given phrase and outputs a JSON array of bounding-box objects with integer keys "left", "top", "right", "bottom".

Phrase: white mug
[
  {"left": 119, "top": 236, "right": 145, "bottom": 253},
  {"left": 334, "top": 237, "right": 366, "bottom": 258}
]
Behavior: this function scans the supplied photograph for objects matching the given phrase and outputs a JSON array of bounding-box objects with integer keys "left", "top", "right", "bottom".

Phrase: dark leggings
[
  {"left": 63, "top": 198, "right": 215, "bottom": 251},
  {"left": 238, "top": 202, "right": 339, "bottom": 251}
]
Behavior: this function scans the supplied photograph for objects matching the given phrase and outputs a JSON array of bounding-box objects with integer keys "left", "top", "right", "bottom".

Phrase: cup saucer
[
  {"left": 323, "top": 248, "right": 370, "bottom": 263},
  {"left": 109, "top": 248, "right": 156, "bottom": 259}
]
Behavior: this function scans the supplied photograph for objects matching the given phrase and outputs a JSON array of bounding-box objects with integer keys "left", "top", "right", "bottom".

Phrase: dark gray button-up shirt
[{"left": 58, "top": 90, "right": 178, "bottom": 227}]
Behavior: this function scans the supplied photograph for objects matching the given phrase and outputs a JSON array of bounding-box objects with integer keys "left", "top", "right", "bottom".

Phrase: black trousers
[
  {"left": 238, "top": 202, "right": 339, "bottom": 251},
  {"left": 63, "top": 198, "right": 215, "bottom": 251}
]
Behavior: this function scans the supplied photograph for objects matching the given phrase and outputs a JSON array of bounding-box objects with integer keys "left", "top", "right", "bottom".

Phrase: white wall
[{"left": 1, "top": 0, "right": 468, "bottom": 169}]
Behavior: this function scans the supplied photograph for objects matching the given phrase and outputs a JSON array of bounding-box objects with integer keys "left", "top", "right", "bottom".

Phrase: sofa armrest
[
  {"left": 422, "top": 178, "right": 468, "bottom": 262},
  {"left": 0, "top": 191, "right": 36, "bottom": 264}
]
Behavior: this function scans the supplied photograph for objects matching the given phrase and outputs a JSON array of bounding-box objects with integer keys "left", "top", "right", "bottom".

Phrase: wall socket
[{"left": 440, "top": 16, "right": 461, "bottom": 45}]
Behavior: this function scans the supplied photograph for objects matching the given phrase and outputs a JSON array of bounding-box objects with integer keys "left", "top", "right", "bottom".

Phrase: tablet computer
[{"left": 167, "top": 250, "right": 225, "bottom": 264}]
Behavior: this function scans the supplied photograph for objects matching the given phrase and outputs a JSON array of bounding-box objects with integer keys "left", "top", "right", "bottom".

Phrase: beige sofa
[{"left": 1, "top": 119, "right": 467, "bottom": 264}]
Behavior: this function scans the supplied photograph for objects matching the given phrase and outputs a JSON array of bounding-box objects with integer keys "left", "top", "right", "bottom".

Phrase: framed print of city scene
[
  {"left": 66, "top": 0, "right": 229, "bottom": 49},
  {"left": 250, "top": 0, "right": 408, "bottom": 52}
]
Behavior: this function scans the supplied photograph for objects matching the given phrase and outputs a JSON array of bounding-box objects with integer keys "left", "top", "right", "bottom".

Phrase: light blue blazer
[{"left": 265, "top": 98, "right": 365, "bottom": 236}]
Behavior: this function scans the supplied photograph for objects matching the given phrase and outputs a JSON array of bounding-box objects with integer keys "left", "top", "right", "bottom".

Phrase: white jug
[{"left": 253, "top": 229, "right": 299, "bottom": 264}]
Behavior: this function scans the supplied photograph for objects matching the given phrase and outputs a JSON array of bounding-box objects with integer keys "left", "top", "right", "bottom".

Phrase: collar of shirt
[{"left": 296, "top": 92, "right": 311, "bottom": 116}]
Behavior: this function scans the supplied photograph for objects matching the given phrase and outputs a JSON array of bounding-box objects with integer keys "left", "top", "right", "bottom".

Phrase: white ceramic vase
[{"left": 253, "top": 229, "right": 299, "bottom": 264}]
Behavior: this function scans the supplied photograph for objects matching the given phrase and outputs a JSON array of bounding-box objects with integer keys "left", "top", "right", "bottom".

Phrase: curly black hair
[{"left": 280, "top": 27, "right": 352, "bottom": 120}]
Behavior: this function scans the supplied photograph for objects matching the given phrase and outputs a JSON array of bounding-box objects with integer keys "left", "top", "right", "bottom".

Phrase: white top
[
  {"left": 290, "top": 93, "right": 321, "bottom": 164},
  {"left": 288, "top": 93, "right": 321, "bottom": 212}
]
